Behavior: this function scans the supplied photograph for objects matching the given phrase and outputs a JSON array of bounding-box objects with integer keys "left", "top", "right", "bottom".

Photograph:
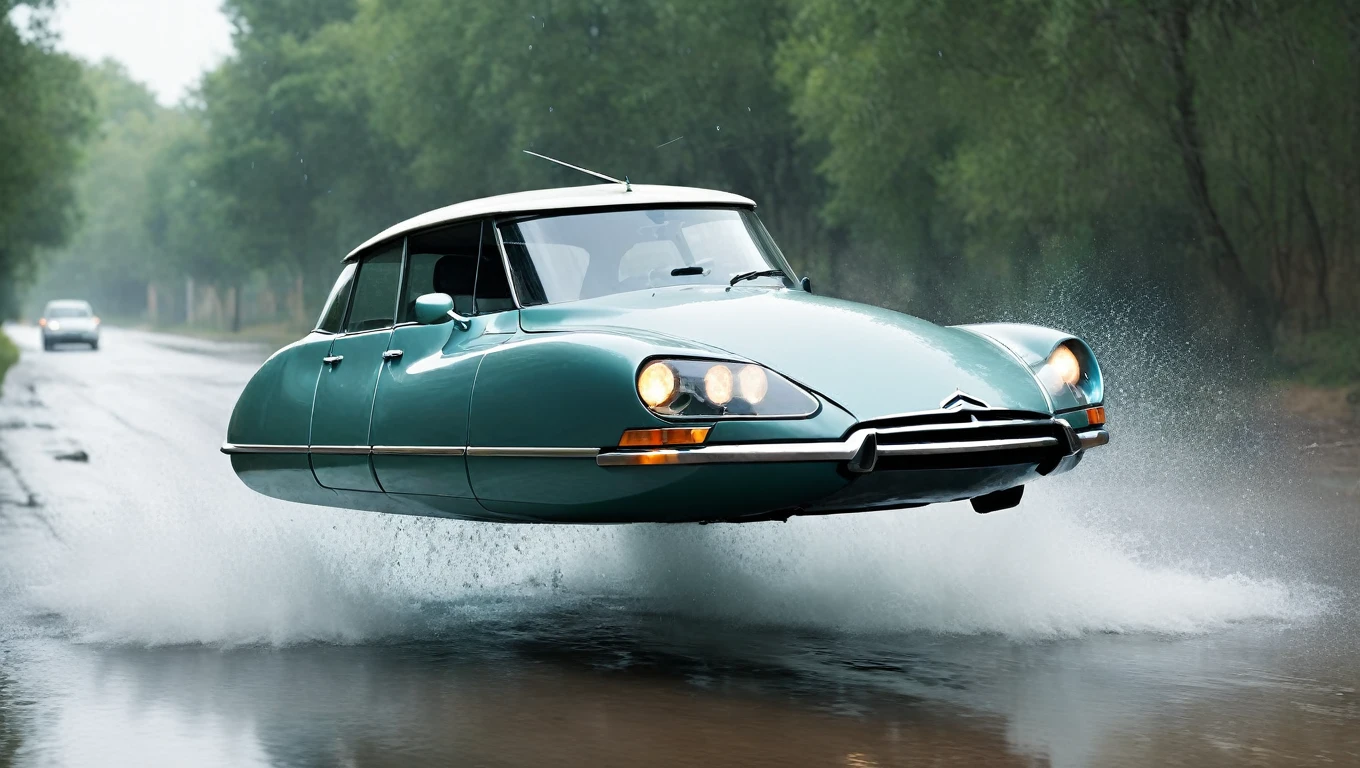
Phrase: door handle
[
  {"left": 382, "top": 349, "right": 404, "bottom": 361},
  {"left": 323, "top": 355, "right": 343, "bottom": 365}
]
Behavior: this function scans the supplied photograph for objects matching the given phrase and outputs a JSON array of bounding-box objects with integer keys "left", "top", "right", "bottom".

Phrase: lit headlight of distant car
[
  {"left": 636, "top": 359, "right": 818, "bottom": 418},
  {"left": 48, "top": 321, "right": 61, "bottom": 331},
  {"left": 1036, "top": 342, "right": 1102, "bottom": 405}
]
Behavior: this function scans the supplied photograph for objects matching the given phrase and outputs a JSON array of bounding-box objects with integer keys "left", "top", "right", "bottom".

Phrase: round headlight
[
  {"left": 704, "top": 364, "right": 734, "bottom": 405},
  {"left": 637, "top": 361, "right": 677, "bottom": 408},
  {"left": 737, "top": 365, "right": 768, "bottom": 404},
  {"left": 1048, "top": 344, "right": 1082, "bottom": 387}
]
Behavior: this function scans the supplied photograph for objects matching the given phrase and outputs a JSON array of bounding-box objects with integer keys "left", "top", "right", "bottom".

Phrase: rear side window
[
  {"left": 345, "top": 244, "right": 403, "bottom": 333},
  {"left": 316, "top": 263, "right": 357, "bottom": 333},
  {"left": 45, "top": 304, "right": 92, "bottom": 318}
]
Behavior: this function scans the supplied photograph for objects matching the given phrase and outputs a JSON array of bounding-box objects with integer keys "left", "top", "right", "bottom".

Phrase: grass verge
[
  {"left": 0, "top": 328, "right": 18, "bottom": 395},
  {"left": 1276, "top": 324, "right": 1360, "bottom": 388}
]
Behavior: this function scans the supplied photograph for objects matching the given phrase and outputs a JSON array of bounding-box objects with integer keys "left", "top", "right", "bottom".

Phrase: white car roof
[
  {"left": 345, "top": 183, "right": 756, "bottom": 261},
  {"left": 44, "top": 300, "right": 92, "bottom": 309}
]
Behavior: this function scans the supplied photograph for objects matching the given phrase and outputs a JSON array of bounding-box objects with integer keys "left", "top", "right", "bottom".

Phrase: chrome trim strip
[
  {"left": 491, "top": 221, "right": 523, "bottom": 309},
  {"left": 221, "top": 443, "right": 308, "bottom": 455},
  {"left": 853, "top": 406, "right": 1047, "bottom": 425},
  {"left": 467, "top": 446, "right": 600, "bottom": 458},
  {"left": 873, "top": 419, "right": 1048, "bottom": 437},
  {"left": 371, "top": 446, "right": 467, "bottom": 456},
  {"left": 597, "top": 439, "right": 864, "bottom": 467},
  {"left": 222, "top": 443, "right": 596, "bottom": 457},
  {"left": 595, "top": 433, "right": 1062, "bottom": 468},
  {"left": 876, "top": 436, "right": 1059, "bottom": 457},
  {"left": 1077, "top": 429, "right": 1109, "bottom": 451},
  {"left": 940, "top": 390, "right": 990, "bottom": 410},
  {"left": 596, "top": 418, "right": 1092, "bottom": 468}
]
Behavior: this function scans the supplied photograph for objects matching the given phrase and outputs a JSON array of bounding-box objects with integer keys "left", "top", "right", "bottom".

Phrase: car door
[
  {"left": 309, "top": 242, "right": 403, "bottom": 492},
  {"left": 369, "top": 219, "right": 518, "bottom": 498}
]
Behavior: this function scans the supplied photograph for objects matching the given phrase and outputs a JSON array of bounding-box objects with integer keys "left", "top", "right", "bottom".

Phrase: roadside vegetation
[
  {"left": 0, "top": 330, "right": 18, "bottom": 394},
  {"left": 2, "top": 0, "right": 1357, "bottom": 385}
]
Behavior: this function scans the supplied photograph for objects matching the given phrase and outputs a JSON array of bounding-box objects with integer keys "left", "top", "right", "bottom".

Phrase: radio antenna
[{"left": 523, "top": 149, "right": 631, "bottom": 191}]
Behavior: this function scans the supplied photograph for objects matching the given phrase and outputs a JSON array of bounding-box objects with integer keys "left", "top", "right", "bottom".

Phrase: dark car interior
[{"left": 404, "top": 219, "right": 515, "bottom": 321}]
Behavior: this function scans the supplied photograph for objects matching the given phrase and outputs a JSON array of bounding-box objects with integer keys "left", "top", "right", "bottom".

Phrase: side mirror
[
  {"left": 414, "top": 292, "right": 455, "bottom": 324},
  {"left": 800, "top": 276, "right": 813, "bottom": 294}
]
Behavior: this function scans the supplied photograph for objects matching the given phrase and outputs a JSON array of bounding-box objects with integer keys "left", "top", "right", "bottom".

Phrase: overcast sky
[{"left": 44, "top": 0, "right": 233, "bottom": 104}]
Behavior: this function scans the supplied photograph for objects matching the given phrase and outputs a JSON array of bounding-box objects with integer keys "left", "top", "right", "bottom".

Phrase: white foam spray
[{"left": 2, "top": 305, "right": 1333, "bottom": 647}]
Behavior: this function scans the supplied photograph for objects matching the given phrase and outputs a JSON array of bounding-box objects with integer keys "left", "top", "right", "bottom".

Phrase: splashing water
[{"left": 2, "top": 302, "right": 1332, "bottom": 648}]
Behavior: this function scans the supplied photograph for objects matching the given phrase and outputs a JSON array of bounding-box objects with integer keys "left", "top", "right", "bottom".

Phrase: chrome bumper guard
[{"left": 596, "top": 418, "right": 1108, "bottom": 469}]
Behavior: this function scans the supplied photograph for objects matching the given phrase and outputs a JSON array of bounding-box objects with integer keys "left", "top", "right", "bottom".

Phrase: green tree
[
  {"left": 0, "top": 1, "right": 93, "bottom": 316},
  {"left": 779, "top": 0, "right": 1359, "bottom": 342},
  {"left": 360, "top": 0, "right": 828, "bottom": 270},
  {"left": 28, "top": 62, "right": 173, "bottom": 315}
]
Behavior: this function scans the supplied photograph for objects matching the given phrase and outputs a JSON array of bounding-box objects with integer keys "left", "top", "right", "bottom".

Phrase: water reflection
[{"left": 3, "top": 602, "right": 1355, "bottom": 767}]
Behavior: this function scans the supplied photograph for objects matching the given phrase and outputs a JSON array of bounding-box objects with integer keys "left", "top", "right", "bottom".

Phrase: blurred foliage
[
  {"left": 11, "top": 0, "right": 1360, "bottom": 381},
  {"left": 1279, "top": 325, "right": 1360, "bottom": 387},
  {"left": 0, "top": 327, "right": 17, "bottom": 392},
  {"left": 0, "top": 0, "right": 92, "bottom": 316}
]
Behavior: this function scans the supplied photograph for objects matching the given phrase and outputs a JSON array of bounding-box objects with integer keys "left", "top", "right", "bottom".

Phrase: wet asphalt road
[{"left": 0, "top": 323, "right": 1358, "bottom": 767}]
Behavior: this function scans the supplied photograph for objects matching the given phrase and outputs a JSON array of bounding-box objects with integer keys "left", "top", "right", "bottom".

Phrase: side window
[
  {"left": 345, "top": 243, "right": 403, "bottom": 333},
  {"left": 403, "top": 220, "right": 482, "bottom": 321},
  {"left": 316, "top": 263, "right": 357, "bottom": 333},
  {"left": 474, "top": 222, "right": 515, "bottom": 313}
]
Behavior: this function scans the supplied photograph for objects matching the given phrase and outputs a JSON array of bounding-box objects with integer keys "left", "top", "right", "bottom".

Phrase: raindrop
[
  {"left": 715, "top": 125, "right": 720, "bottom": 131},
  {"left": 590, "top": 25, "right": 599, "bottom": 37},
  {"left": 549, "top": 106, "right": 554, "bottom": 112},
  {"left": 528, "top": 44, "right": 533, "bottom": 50}
]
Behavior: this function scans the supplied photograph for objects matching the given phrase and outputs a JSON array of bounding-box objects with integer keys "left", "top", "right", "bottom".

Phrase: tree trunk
[
  {"left": 1296, "top": 173, "right": 1331, "bottom": 330},
  {"left": 1159, "top": 2, "right": 1273, "bottom": 341},
  {"left": 232, "top": 283, "right": 243, "bottom": 333}
]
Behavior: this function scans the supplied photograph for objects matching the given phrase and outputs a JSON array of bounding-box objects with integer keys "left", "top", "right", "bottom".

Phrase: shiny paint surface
[
  {"left": 370, "top": 315, "right": 515, "bottom": 497},
  {"left": 310, "top": 330, "right": 391, "bottom": 492},
  {"left": 227, "top": 333, "right": 332, "bottom": 447},
  {"left": 518, "top": 287, "right": 1052, "bottom": 420},
  {"left": 228, "top": 286, "right": 1106, "bottom": 522},
  {"left": 224, "top": 192, "right": 1106, "bottom": 524},
  {"left": 471, "top": 458, "right": 850, "bottom": 523},
  {"left": 954, "top": 323, "right": 1104, "bottom": 412}
]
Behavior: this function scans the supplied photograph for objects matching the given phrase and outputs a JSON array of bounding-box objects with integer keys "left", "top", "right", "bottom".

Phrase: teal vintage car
[{"left": 223, "top": 182, "right": 1108, "bottom": 523}]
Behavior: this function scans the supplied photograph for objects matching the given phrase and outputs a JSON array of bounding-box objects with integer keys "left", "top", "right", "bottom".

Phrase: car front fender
[{"left": 952, "top": 323, "right": 1103, "bottom": 412}]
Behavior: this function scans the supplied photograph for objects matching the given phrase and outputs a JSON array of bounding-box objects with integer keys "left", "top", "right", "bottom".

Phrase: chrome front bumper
[{"left": 596, "top": 418, "right": 1108, "bottom": 469}]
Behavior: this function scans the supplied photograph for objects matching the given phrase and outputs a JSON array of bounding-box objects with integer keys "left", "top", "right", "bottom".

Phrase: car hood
[{"left": 519, "top": 287, "right": 1051, "bottom": 420}]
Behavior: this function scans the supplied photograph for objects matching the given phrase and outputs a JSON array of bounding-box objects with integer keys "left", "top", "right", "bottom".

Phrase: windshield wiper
[
  {"left": 670, "top": 265, "right": 706, "bottom": 276},
  {"left": 729, "top": 268, "right": 785, "bottom": 286}
]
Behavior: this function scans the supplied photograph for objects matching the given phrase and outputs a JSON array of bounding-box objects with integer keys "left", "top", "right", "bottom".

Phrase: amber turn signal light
[
  {"left": 1085, "top": 406, "right": 1106, "bottom": 427},
  {"left": 38, "top": 318, "right": 46, "bottom": 327},
  {"left": 618, "top": 427, "right": 711, "bottom": 448}
]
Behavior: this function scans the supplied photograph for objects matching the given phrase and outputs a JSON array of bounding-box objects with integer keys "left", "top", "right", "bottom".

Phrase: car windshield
[
  {"left": 498, "top": 208, "right": 795, "bottom": 306},
  {"left": 46, "top": 305, "right": 91, "bottom": 318}
]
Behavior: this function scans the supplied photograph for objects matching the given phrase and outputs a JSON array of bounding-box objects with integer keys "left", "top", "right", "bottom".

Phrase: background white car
[{"left": 39, "top": 299, "right": 100, "bottom": 351}]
